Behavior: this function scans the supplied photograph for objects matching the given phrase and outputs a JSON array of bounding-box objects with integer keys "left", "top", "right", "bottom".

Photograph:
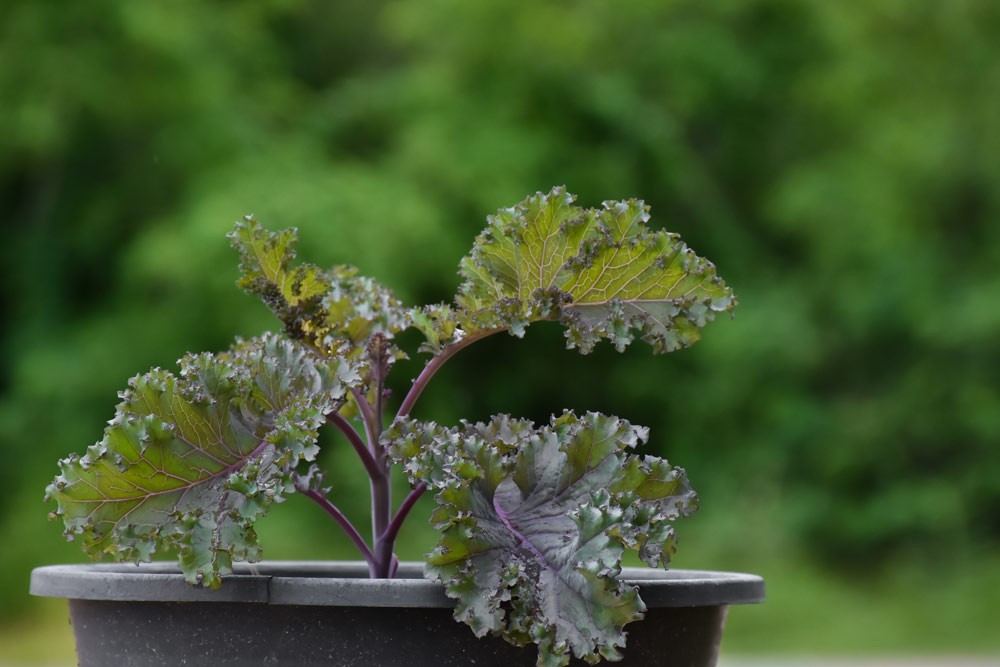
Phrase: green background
[{"left": 2, "top": 0, "right": 998, "bottom": 661}]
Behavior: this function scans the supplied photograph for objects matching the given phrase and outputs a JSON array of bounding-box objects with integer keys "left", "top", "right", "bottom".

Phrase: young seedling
[{"left": 48, "top": 186, "right": 736, "bottom": 666}]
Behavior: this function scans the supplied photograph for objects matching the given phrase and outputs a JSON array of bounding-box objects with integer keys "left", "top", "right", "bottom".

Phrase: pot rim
[{"left": 30, "top": 561, "right": 764, "bottom": 608}]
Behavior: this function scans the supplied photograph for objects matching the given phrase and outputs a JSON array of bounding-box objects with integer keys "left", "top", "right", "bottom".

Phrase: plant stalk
[
  {"left": 360, "top": 337, "right": 394, "bottom": 578},
  {"left": 369, "top": 472, "right": 391, "bottom": 577},
  {"left": 335, "top": 329, "right": 501, "bottom": 577},
  {"left": 300, "top": 486, "right": 376, "bottom": 570},
  {"left": 396, "top": 329, "right": 501, "bottom": 419},
  {"left": 327, "top": 412, "right": 381, "bottom": 480},
  {"left": 381, "top": 483, "right": 427, "bottom": 547}
]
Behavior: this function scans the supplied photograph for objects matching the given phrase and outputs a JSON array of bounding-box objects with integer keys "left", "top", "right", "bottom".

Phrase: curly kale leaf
[
  {"left": 229, "top": 217, "right": 409, "bottom": 359},
  {"left": 413, "top": 186, "right": 735, "bottom": 354},
  {"left": 386, "top": 411, "right": 697, "bottom": 666},
  {"left": 47, "top": 334, "right": 359, "bottom": 588}
]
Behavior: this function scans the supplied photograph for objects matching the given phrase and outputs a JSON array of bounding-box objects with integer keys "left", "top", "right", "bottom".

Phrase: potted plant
[{"left": 32, "top": 187, "right": 763, "bottom": 667}]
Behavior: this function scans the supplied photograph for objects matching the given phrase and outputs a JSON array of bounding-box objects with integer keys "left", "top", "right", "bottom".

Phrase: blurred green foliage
[{"left": 2, "top": 0, "right": 999, "bottom": 655}]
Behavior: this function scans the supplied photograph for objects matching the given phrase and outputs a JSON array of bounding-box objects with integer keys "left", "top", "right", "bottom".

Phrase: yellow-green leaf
[{"left": 417, "top": 186, "right": 736, "bottom": 354}]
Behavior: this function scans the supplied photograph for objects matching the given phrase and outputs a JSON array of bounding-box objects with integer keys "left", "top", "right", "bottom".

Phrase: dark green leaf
[
  {"left": 47, "top": 334, "right": 359, "bottom": 587},
  {"left": 386, "top": 411, "right": 697, "bottom": 666}
]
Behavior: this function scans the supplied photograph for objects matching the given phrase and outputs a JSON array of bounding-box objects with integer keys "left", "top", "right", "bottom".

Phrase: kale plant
[{"left": 48, "top": 187, "right": 735, "bottom": 666}]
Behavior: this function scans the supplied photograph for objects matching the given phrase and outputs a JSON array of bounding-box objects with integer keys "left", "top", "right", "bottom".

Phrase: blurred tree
[{"left": 1, "top": 0, "right": 998, "bottom": 635}]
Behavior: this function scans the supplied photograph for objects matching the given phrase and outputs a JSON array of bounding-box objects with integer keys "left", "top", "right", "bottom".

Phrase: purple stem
[
  {"left": 317, "top": 330, "right": 500, "bottom": 576},
  {"left": 351, "top": 387, "right": 377, "bottom": 447},
  {"left": 380, "top": 483, "right": 427, "bottom": 546},
  {"left": 396, "top": 329, "right": 501, "bottom": 419},
  {"left": 301, "top": 486, "right": 376, "bottom": 570},
  {"left": 352, "top": 349, "right": 393, "bottom": 578},
  {"left": 369, "top": 473, "right": 391, "bottom": 578},
  {"left": 388, "top": 554, "right": 399, "bottom": 578},
  {"left": 362, "top": 330, "right": 503, "bottom": 576},
  {"left": 327, "top": 412, "right": 381, "bottom": 480}
]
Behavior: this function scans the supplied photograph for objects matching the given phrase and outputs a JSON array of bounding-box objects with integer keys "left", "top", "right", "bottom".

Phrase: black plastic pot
[{"left": 30, "top": 561, "right": 763, "bottom": 667}]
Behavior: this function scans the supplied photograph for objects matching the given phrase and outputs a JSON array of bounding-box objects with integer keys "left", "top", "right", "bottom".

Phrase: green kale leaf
[
  {"left": 229, "top": 217, "right": 409, "bottom": 359},
  {"left": 386, "top": 411, "right": 697, "bottom": 666},
  {"left": 47, "top": 334, "right": 359, "bottom": 587},
  {"left": 413, "top": 186, "right": 735, "bottom": 354}
]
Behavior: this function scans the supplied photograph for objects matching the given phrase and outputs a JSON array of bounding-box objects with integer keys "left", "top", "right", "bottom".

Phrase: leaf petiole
[
  {"left": 297, "top": 483, "right": 376, "bottom": 571},
  {"left": 350, "top": 387, "right": 378, "bottom": 451},
  {"left": 396, "top": 328, "right": 501, "bottom": 419},
  {"left": 326, "top": 412, "right": 380, "bottom": 480},
  {"left": 380, "top": 483, "right": 427, "bottom": 547}
]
